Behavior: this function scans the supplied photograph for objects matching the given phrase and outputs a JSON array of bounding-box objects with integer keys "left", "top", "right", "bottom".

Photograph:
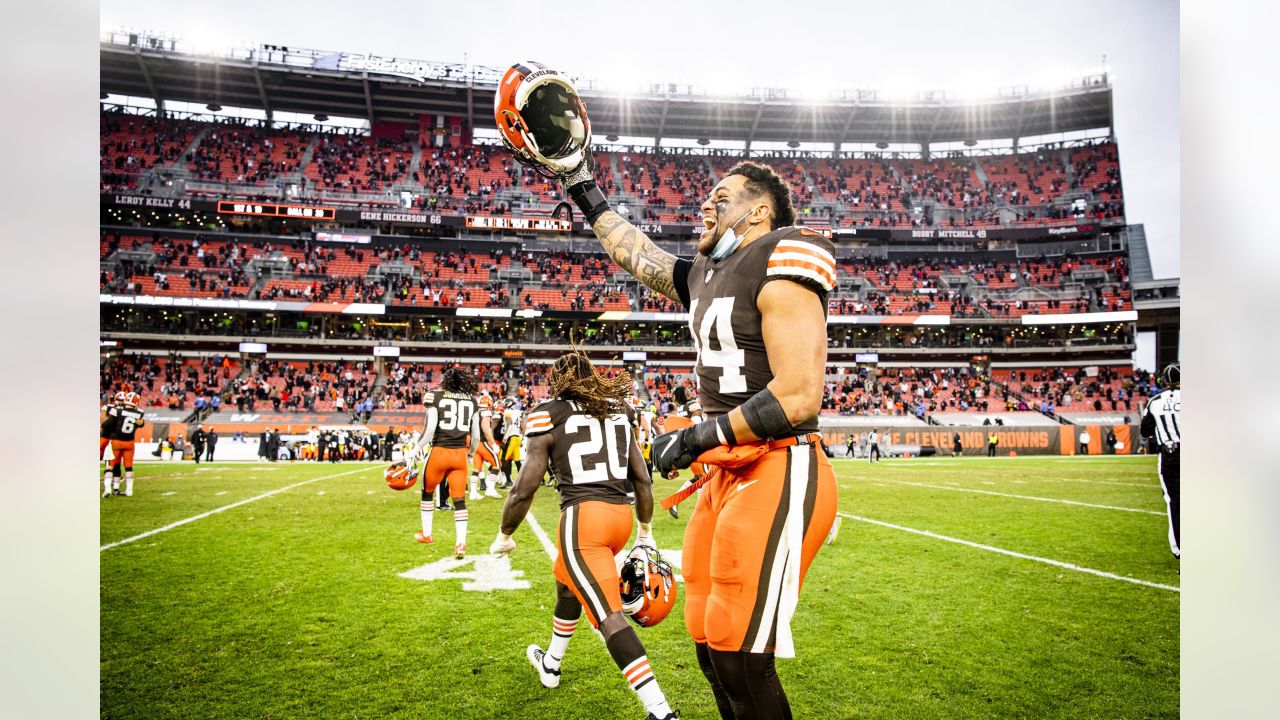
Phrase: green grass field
[{"left": 101, "top": 456, "right": 1178, "bottom": 719}]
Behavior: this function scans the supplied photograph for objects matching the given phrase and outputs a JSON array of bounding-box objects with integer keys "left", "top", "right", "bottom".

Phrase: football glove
[
  {"left": 490, "top": 532, "right": 516, "bottom": 556},
  {"left": 651, "top": 420, "right": 721, "bottom": 478},
  {"left": 632, "top": 522, "right": 656, "bottom": 554}
]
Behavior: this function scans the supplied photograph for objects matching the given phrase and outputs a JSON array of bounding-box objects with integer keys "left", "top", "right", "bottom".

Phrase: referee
[{"left": 1140, "top": 362, "right": 1181, "bottom": 560}]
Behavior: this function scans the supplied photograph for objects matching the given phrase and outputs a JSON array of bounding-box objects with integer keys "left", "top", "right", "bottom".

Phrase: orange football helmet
[
  {"left": 494, "top": 61, "right": 591, "bottom": 177},
  {"left": 122, "top": 391, "right": 141, "bottom": 407},
  {"left": 620, "top": 546, "right": 678, "bottom": 628},
  {"left": 385, "top": 462, "right": 416, "bottom": 491}
]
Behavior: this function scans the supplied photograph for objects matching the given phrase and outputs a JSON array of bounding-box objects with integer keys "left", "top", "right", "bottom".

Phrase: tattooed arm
[{"left": 591, "top": 211, "right": 683, "bottom": 302}]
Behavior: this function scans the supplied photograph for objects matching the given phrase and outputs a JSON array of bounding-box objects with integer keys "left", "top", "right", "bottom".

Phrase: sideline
[
  {"left": 837, "top": 512, "right": 1179, "bottom": 593},
  {"left": 100, "top": 466, "right": 377, "bottom": 552}
]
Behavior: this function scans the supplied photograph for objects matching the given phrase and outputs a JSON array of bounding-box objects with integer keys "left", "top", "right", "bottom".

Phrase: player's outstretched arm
[
  {"left": 498, "top": 431, "right": 553, "bottom": 537},
  {"left": 590, "top": 211, "right": 683, "bottom": 302}
]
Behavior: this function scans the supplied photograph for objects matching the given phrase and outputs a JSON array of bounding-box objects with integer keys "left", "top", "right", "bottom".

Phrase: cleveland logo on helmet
[{"left": 493, "top": 61, "right": 592, "bottom": 177}]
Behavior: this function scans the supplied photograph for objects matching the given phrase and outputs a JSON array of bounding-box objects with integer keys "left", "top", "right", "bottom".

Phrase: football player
[
  {"left": 469, "top": 390, "right": 503, "bottom": 500},
  {"left": 490, "top": 351, "right": 678, "bottom": 720},
  {"left": 403, "top": 368, "right": 481, "bottom": 559},
  {"left": 563, "top": 157, "right": 838, "bottom": 718},
  {"left": 499, "top": 397, "right": 524, "bottom": 489},
  {"left": 103, "top": 391, "right": 146, "bottom": 497},
  {"left": 100, "top": 392, "right": 122, "bottom": 465}
]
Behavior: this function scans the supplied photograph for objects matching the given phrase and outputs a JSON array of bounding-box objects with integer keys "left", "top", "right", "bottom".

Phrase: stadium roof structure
[{"left": 101, "top": 32, "right": 1114, "bottom": 148}]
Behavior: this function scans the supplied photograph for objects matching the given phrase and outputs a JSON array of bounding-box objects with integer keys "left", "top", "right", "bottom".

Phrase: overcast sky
[{"left": 100, "top": 0, "right": 1179, "bottom": 278}]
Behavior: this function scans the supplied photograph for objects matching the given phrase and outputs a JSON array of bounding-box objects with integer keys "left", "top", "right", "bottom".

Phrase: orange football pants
[
  {"left": 100, "top": 436, "right": 111, "bottom": 460},
  {"left": 553, "top": 500, "right": 634, "bottom": 628},
  {"left": 421, "top": 446, "right": 469, "bottom": 500},
  {"left": 109, "top": 440, "right": 137, "bottom": 471},
  {"left": 472, "top": 442, "right": 499, "bottom": 471},
  {"left": 682, "top": 442, "right": 837, "bottom": 655}
]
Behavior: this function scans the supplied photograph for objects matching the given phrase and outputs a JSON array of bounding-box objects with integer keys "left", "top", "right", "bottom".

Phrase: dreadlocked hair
[
  {"left": 549, "top": 351, "right": 633, "bottom": 420},
  {"left": 442, "top": 367, "right": 479, "bottom": 395}
]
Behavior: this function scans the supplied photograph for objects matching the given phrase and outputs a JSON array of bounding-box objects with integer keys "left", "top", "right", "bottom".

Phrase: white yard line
[
  {"left": 838, "top": 512, "right": 1179, "bottom": 593},
  {"left": 100, "top": 467, "right": 375, "bottom": 552},
  {"left": 878, "top": 480, "right": 1164, "bottom": 515}
]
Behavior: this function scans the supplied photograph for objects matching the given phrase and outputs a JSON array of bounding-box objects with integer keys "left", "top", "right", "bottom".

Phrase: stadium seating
[
  {"left": 102, "top": 354, "right": 240, "bottom": 410},
  {"left": 100, "top": 230, "right": 1130, "bottom": 316},
  {"left": 992, "top": 365, "right": 1154, "bottom": 413},
  {"left": 102, "top": 111, "right": 1125, "bottom": 229}
]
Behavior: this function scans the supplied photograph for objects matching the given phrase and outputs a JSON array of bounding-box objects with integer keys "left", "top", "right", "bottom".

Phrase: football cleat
[
  {"left": 436, "top": 504, "right": 453, "bottom": 512},
  {"left": 526, "top": 644, "right": 561, "bottom": 689},
  {"left": 645, "top": 712, "right": 680, "bottom": 720},
  {"left": 102, "top": 487, "right": 111, "bottom": 498},
  {"left": 454, "top": 543, "right": 466, "bottom": 559},
  {"left": 668, "top": 506, "right": 679, "bottom": 520},
  {"left": 469, "top": 490, "right": 484, "bottom": 501},
  {"left": 414, "top": 532, "right": 434, "bottom": 545},
  {"left": 485, "top": 487, "right": 501, "bottom": 499}
]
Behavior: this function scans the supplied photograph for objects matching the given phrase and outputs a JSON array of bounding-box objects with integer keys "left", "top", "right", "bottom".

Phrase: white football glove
[
  {"left": 629, "top": 522, "right": 656, "bottom": 561},
  {"left": 490, "top": 532, "right": 516, "bottom": 556}
]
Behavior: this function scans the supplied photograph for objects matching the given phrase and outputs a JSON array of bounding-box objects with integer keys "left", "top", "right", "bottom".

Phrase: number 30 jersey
[
  {"left": 674, "top": 227, "right": 835, "bottom": 434},
  {"left": 525, "top": 399, "right": 636, "bottom": 511},
  {"left": 422, "top": 390, "right": 479, "bottom": 448}
]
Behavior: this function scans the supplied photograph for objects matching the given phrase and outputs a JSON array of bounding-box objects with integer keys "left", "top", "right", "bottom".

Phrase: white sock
[
  {"left": 124, "top": 473, "right": 133, "bottom": 496},
  {"left": 546, "top": 616, "right": 578, "bottom": 670},
  {"left": 419, "top": 500, "right": 434, "bottom": 535},
  {"left": 622, "top": 656, "right": 672, "bottom": 717},
  {"left": 470, "top": 475, "right": 479, "bottom": 494},
  {"left": 103, "top": 473, "right": 113, "bottom": 494},
  {"left": 454, "top": 509, "right": 468, "bottom": 545}
]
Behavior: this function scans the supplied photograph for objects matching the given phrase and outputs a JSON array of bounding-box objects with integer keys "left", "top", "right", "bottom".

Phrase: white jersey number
[
  {"left": 689, "top": 296, "right": 747, "bottom": 394},
  {"left": 437, "top": 398, "right": 475, "bottom": 432},
  {"left": 565, "top": 414, "right": 631, "bottom": 484}
]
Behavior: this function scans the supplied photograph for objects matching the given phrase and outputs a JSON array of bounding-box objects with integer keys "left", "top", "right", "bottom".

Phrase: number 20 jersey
[
  {"left": 422, "top": 390, "right": 478, "bottom": 448},
  {"left": 525, "top": 399, "right": 637, "bottom": 511},
  {"left": 675, "top": 227, "right": 835, "bottom": 434}
]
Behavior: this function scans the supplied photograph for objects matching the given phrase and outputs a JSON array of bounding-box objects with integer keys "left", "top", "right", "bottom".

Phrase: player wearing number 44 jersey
[
  {"left": 566, "top": 158, "right": 838, "bottom": 720},
  {"left": 492, "top": 352, "right": 679, "bottom": 720},
  {"left": 400, "top": 367, "right": 482, "bottom": 559}
]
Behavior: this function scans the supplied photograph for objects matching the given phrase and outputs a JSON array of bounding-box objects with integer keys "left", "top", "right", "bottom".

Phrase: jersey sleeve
[
  {"left": 525, "top": 402, "right": 556, "bottom": 437},
  {"left": 764, "top": 232, "right": 837, "bottom": 295},
  {"left": 673, "top": 257, "right": 693, "bottom": 308}
]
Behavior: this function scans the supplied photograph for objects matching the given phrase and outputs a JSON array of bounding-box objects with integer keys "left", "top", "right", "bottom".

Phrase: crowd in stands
[
  {"left": 100, "top": 354, "right": 238, "bottom": 411},
  {"left": 187, "top": 125, "right": 306, "bottom": 184},
  {"left": 101, "top": 109, "right": 1124, "bottom": 229},
  {"left": 822, "top": 367, "right": 999, "bottom": 416},
  {"left": 230, "top": 359, "right": 377, "bottom": 416},
  {"left": 994, "top": 365, "right": 1158, "bottom": 414},
  {"left": 102, "top": 229, "right": 1131, "bottom": 317}
]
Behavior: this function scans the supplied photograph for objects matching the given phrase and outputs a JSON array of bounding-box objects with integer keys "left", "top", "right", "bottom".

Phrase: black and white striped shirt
[{"left": 1141, "top": 389, "right": 1181, "bottom": 449}]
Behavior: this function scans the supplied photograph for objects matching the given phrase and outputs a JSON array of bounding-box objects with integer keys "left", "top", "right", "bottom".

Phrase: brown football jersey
[
  {"left": 524, "top": 399, "right": 636, "bottom": 511},
  {"left": 423, "top": 390, "right": 478, "bottom": 449},
  {"left": 675, "top": 227, "right": 835, "bottom": 434},
  {"left": 107, "top": 406, "right": 146, "bottom": 442}
]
